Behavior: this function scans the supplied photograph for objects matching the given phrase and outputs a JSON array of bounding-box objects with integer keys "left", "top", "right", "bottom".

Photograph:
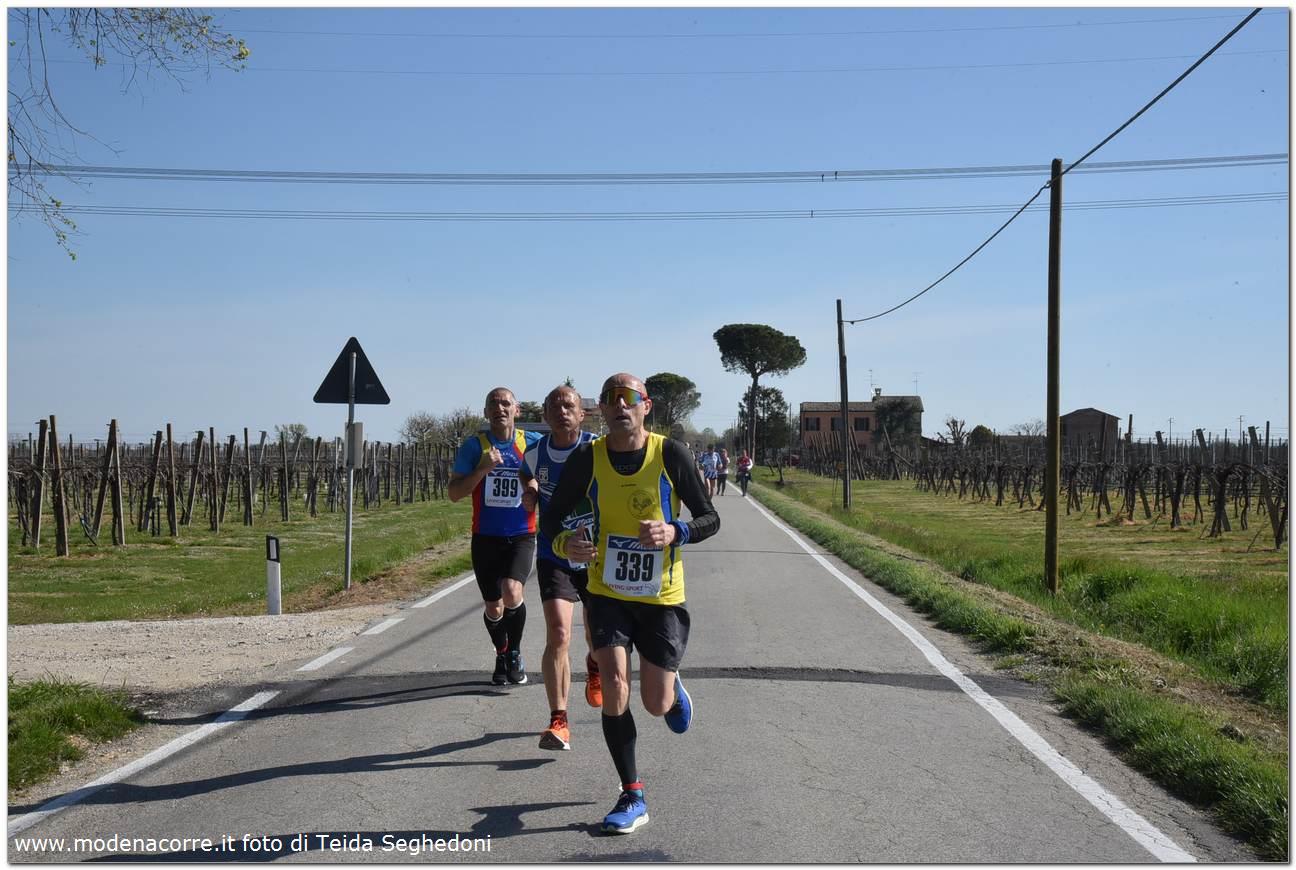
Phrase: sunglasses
[{"left": 600, "top": 386, "right": 648, "bottom": 406}]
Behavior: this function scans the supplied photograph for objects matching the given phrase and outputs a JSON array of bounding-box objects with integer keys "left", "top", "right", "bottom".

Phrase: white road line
[
  {"left": 7, "top": 691, "right": 280, "bottom": 838},
  {"left": 296, "top": 647, "right": 353, "bottom": 672},
  {"left": 361, "top": 618, "right": 404, "bottom": 636},
  {"left": 747, "top": 497, "right": 1196, "bottom": 864},
  {"left": 412, "top": 572, "right": 476, "bottom": 608}
]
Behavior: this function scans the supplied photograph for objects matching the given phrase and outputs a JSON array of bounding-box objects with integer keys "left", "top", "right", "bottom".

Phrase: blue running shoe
[
  {"left": 602, "top": 789, "right": 649, "bottom": 834},
  {"left": 664, "top": 672, "right": 692, "bottom": 734}
]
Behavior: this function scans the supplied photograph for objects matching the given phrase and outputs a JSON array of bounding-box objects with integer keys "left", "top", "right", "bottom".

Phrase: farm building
[
  {"left": 799, "top": 388, "right": 924, "bottom": 455},
  {"left": 1061, "top": 407, "right": 1120, "bottom": 455}
]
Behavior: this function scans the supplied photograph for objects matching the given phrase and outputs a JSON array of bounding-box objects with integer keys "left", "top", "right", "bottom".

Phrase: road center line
[
  {"left": 297, "top": 647, "right": 353, "bottom": 672},
  {"left": 361, "top": 618, "right": 404, "bottom": 636},
  {"left": 412, "top": 573, "right": 476, "bottom": 608},
  {"left": 7, "top": 690, "right": 280, "bottom": 838},
  {"left": 747, "top": 497, "right": 1196, "bottom": 864}
]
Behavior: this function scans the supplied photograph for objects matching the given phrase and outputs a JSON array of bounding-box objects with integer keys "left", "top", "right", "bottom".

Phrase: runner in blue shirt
[
  {"left": 448, "top": 387, "right": 543, "bottom": 685},
  {"left": 519, "top": 385, "right": 599, "bottom": 751}
]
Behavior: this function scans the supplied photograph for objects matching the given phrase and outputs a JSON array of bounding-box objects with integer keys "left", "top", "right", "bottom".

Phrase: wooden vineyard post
[
  {"left": 140, "top": 431, "right": 163, "bottom": 532},
  {"left": 257, "top": 431, "right": 269, "bottom": 515},
  {"left": 243, "top": 428, "right": 254, "bottom": 526},
  {"left": 110, "top": 426, "right": 125, "bottom": 546},
  {"left": 182, "top": 430, "right": 204, "bottom": 526},
  {"left": 280, "top": 430, "right": 290, "bottom": 521},
  {"left": 209, "top": 427, "right": 220, "bottom": 533},
  {"left": 31, "top": 418, "right": 48, "bottom": 549},
  {"left": 219, "top": 435, "right": 236, "bottom": 522},
  {"left": 48, "top": 415, "right": 70, "bottom": 555},
  {"left": 91, "top": 420, "right": 115, "bottom": 542},
  {"left": 165, "top": 424, "right": 178, "bottom": 536}
]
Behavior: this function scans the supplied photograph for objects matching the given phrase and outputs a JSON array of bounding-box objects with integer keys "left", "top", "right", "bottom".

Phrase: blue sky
[{"left": 6, "top": 6, "right": 1290, "bottom": 446}]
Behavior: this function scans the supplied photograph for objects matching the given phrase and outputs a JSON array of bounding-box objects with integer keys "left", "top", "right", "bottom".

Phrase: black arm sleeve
[
  {"left": 663, "top": 438, "right": 720, "bottom": 544},
  {"left": 539, "top": 443, "right": 595, "bottom": 541}
]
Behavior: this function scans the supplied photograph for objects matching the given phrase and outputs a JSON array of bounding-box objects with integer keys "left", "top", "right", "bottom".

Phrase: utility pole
[
  {"left": 1168, "top": 417, "right": 1173, "bottom": 445},
  {"left": 1044, "top": 158, "right": 1062, "bottom": 596},
  {"left": 836, "top": 299, "right": 852, "bottom": 509}
]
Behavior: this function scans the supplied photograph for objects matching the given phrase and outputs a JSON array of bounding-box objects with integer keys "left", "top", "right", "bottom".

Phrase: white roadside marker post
[{"left": 266, "top": 535, "right": 282, "bottom": 615}]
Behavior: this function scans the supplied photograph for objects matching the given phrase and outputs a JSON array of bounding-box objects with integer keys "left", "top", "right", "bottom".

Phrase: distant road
[{"left": 8, "top": 492, "right": 1247, "bottom": 862}]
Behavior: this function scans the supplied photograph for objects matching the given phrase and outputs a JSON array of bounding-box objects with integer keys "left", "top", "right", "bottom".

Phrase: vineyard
[
  {"left": 8, "top": 416, "right": 463, "bottom": 555},
  {"left": 797, "top": 427, "right": 1289, "bottom": 550}
]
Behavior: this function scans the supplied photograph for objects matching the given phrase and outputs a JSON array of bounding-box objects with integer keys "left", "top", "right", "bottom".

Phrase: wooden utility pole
[
  {"left": 836, "top": 298, "right": 852, "bottom": 509},
  {"left": 1044, "top": 158, "right": 1063, "bottom": 595}
]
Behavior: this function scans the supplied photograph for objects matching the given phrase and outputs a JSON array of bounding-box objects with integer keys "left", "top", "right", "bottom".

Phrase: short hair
[
  {"left": 485, "top": 387, "right": 515, "bottom": 404},
  {"left": 543, "top": 384, "right": 581, "bottom": 412}
]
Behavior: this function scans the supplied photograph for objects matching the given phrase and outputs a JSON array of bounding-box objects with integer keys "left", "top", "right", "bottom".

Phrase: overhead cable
[
  {"left": 35, "top": 47, "right": 1283, "bottom": 78},
  {"left": 8, "top": 192, "right": 1285, "bottom": 222},
  {"left": 844, "top": 8, "right": 1263, "bottom": 325},
  {"left": 15, "top": 154, "right": 1286, "bottom": 186},
  {"left": 221, "top": 11, "right": 1282, "bottom": 40}
]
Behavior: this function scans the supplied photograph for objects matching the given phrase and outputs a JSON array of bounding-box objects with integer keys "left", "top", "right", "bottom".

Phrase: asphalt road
[{"left": 8, "top": 491, "right": 1250, "bottom": 862}]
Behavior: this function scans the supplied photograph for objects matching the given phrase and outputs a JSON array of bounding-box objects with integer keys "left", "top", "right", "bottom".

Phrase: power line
[
  {"left": 8, "top": 192, "right": 1284, "bottom": 223},
  {"left": 34, "top": 47, "right": 1284, "bottom": 78},
  {"left": 220, "top": 11, "right": 1283, "bottom": 40},
  {"left": 844, "top": 8, "right": 1263, "bottom": 325},
  {"left": 15, "top": 153, "right": 1286, "bottom": 187}
]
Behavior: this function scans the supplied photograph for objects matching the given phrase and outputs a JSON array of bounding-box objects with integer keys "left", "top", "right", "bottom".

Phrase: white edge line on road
[
  {"left": 412, "top": 572, "right": 476, "bottom": 608},
  {"left": 746, "top": 497, "right": 1197, "bottom": 864},
  {"left": 297, "top": 646, "right": 353, "bottom": 672},
  {"left": 361, "top": 618, "right": 404, "bottom": 636},
  {"left": 7, "top": 690, "right": 280, "bottom": 839}
]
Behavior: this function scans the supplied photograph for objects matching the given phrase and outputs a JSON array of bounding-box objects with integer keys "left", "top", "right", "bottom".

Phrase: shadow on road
[{"left": 8, "top": 731, "right": 547, "bottom": 815}]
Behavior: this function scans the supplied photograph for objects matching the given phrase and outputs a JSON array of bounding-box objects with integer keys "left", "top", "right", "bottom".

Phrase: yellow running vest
[{"left": 585, "top": 433, "right": 685, "bottom": 606}]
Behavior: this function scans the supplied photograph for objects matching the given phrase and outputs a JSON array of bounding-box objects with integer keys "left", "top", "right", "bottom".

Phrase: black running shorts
[
  {"left": 537, "top": 559, "right": 590, "bottom": 605},
  {"left": 585, "top": 594, "right": 690, "bottom": 672},
  {"left": 471, "top": 533, "right": 535, "bottom": 602}
]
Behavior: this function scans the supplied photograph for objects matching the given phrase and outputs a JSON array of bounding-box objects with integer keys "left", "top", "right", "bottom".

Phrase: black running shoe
[
  {"left": 506, "top": 649, "right": 528, "bottom": 684},
  {"left": 492, "top": 652, "right": 508, "bottom": 686}
]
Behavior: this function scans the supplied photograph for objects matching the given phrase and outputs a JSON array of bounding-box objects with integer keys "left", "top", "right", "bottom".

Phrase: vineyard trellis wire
[
  {"left": 9, "top": 417, "right": 464, "bottom": 554},
  {"left": 794, "top": 425, "right": 1289, "bottom": 551}
]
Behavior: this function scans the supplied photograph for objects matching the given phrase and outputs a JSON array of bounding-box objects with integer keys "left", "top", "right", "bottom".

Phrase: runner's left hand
[{"left": 638, "top": 520, "right": 677, "bottom": 548}]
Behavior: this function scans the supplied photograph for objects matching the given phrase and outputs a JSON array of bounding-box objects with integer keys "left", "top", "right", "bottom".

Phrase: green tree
[
  {"left": 9, "top": 9, "right": 249, "bottom": 257},
  {"left": 968, "top": 424, "right": 995, "bottom": 451},
  {"left": 713, "top": 323, "right": 806, "bottom": 456},
  {"left": 516, "top": 401, "right": 544, "bottom": 424},
  {"left": 738, "top": 385, "right": 793, "bottom": 456},
  {"left": 873, "top": 398, "right": 923, "bottom": 449},
  {"left": 645, "top": 372, "right": 701, "bottom": 433}
]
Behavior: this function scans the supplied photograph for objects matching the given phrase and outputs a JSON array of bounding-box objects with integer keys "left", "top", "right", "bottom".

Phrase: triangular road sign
[{"left": 314, "top": 337, "right": 390, "bottom": 404}]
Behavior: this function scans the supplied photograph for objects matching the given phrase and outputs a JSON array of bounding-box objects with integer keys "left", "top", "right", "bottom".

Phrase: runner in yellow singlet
[{"left": 541, "top": 372, "right": 719, "bottom": 835}]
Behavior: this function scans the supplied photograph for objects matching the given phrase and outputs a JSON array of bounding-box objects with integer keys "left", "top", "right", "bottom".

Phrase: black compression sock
[
  {"left": 483, "top": 611, "right": 508, "bottom": 653},
  {"left": 504, "top": 602, "right": 526, "bottom": 651},
  {"left": 601, "top": 710, "right": 638, "bottom": 787}
]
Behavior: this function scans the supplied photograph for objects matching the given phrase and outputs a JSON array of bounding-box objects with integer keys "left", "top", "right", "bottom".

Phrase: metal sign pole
[{"left": 344, "top": 351, "right": 356, "bottom": 590}]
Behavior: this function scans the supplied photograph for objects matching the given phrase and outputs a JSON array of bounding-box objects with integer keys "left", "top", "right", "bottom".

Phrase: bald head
[{"left": 601, "top": 372, "right": 646, "bottom": 397}]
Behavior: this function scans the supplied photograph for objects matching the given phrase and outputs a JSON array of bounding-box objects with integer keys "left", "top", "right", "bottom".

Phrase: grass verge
[
  {"left": 751, "top": 478, "right": 1288, "bottom": 861},
  {"left": 9, "top": 677, "right": 143, "bottom": 791},
  {"left": 9, "top": 498, "right": 474, "bottom": 624}
]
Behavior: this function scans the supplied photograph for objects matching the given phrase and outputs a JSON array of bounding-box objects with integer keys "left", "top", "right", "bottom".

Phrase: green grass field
[
  {"left": 763, "top": 469, "right": 1288, "bottom": 710},
  {"left": 8, "top": 497, "right": 474, "bottom": 624}
]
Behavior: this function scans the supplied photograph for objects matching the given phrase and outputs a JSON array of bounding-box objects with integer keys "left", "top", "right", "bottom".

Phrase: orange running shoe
[
  {"left": 539, "top": 713, "right": 571, "bottom": 751},
  {"left": 585, "top": 655, "right": 603, "bottom": 708}
]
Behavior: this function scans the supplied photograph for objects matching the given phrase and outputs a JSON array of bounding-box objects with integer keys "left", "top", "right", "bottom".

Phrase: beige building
[{"left": 799, "top": 389, "right": 924, "bottom": 454}]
